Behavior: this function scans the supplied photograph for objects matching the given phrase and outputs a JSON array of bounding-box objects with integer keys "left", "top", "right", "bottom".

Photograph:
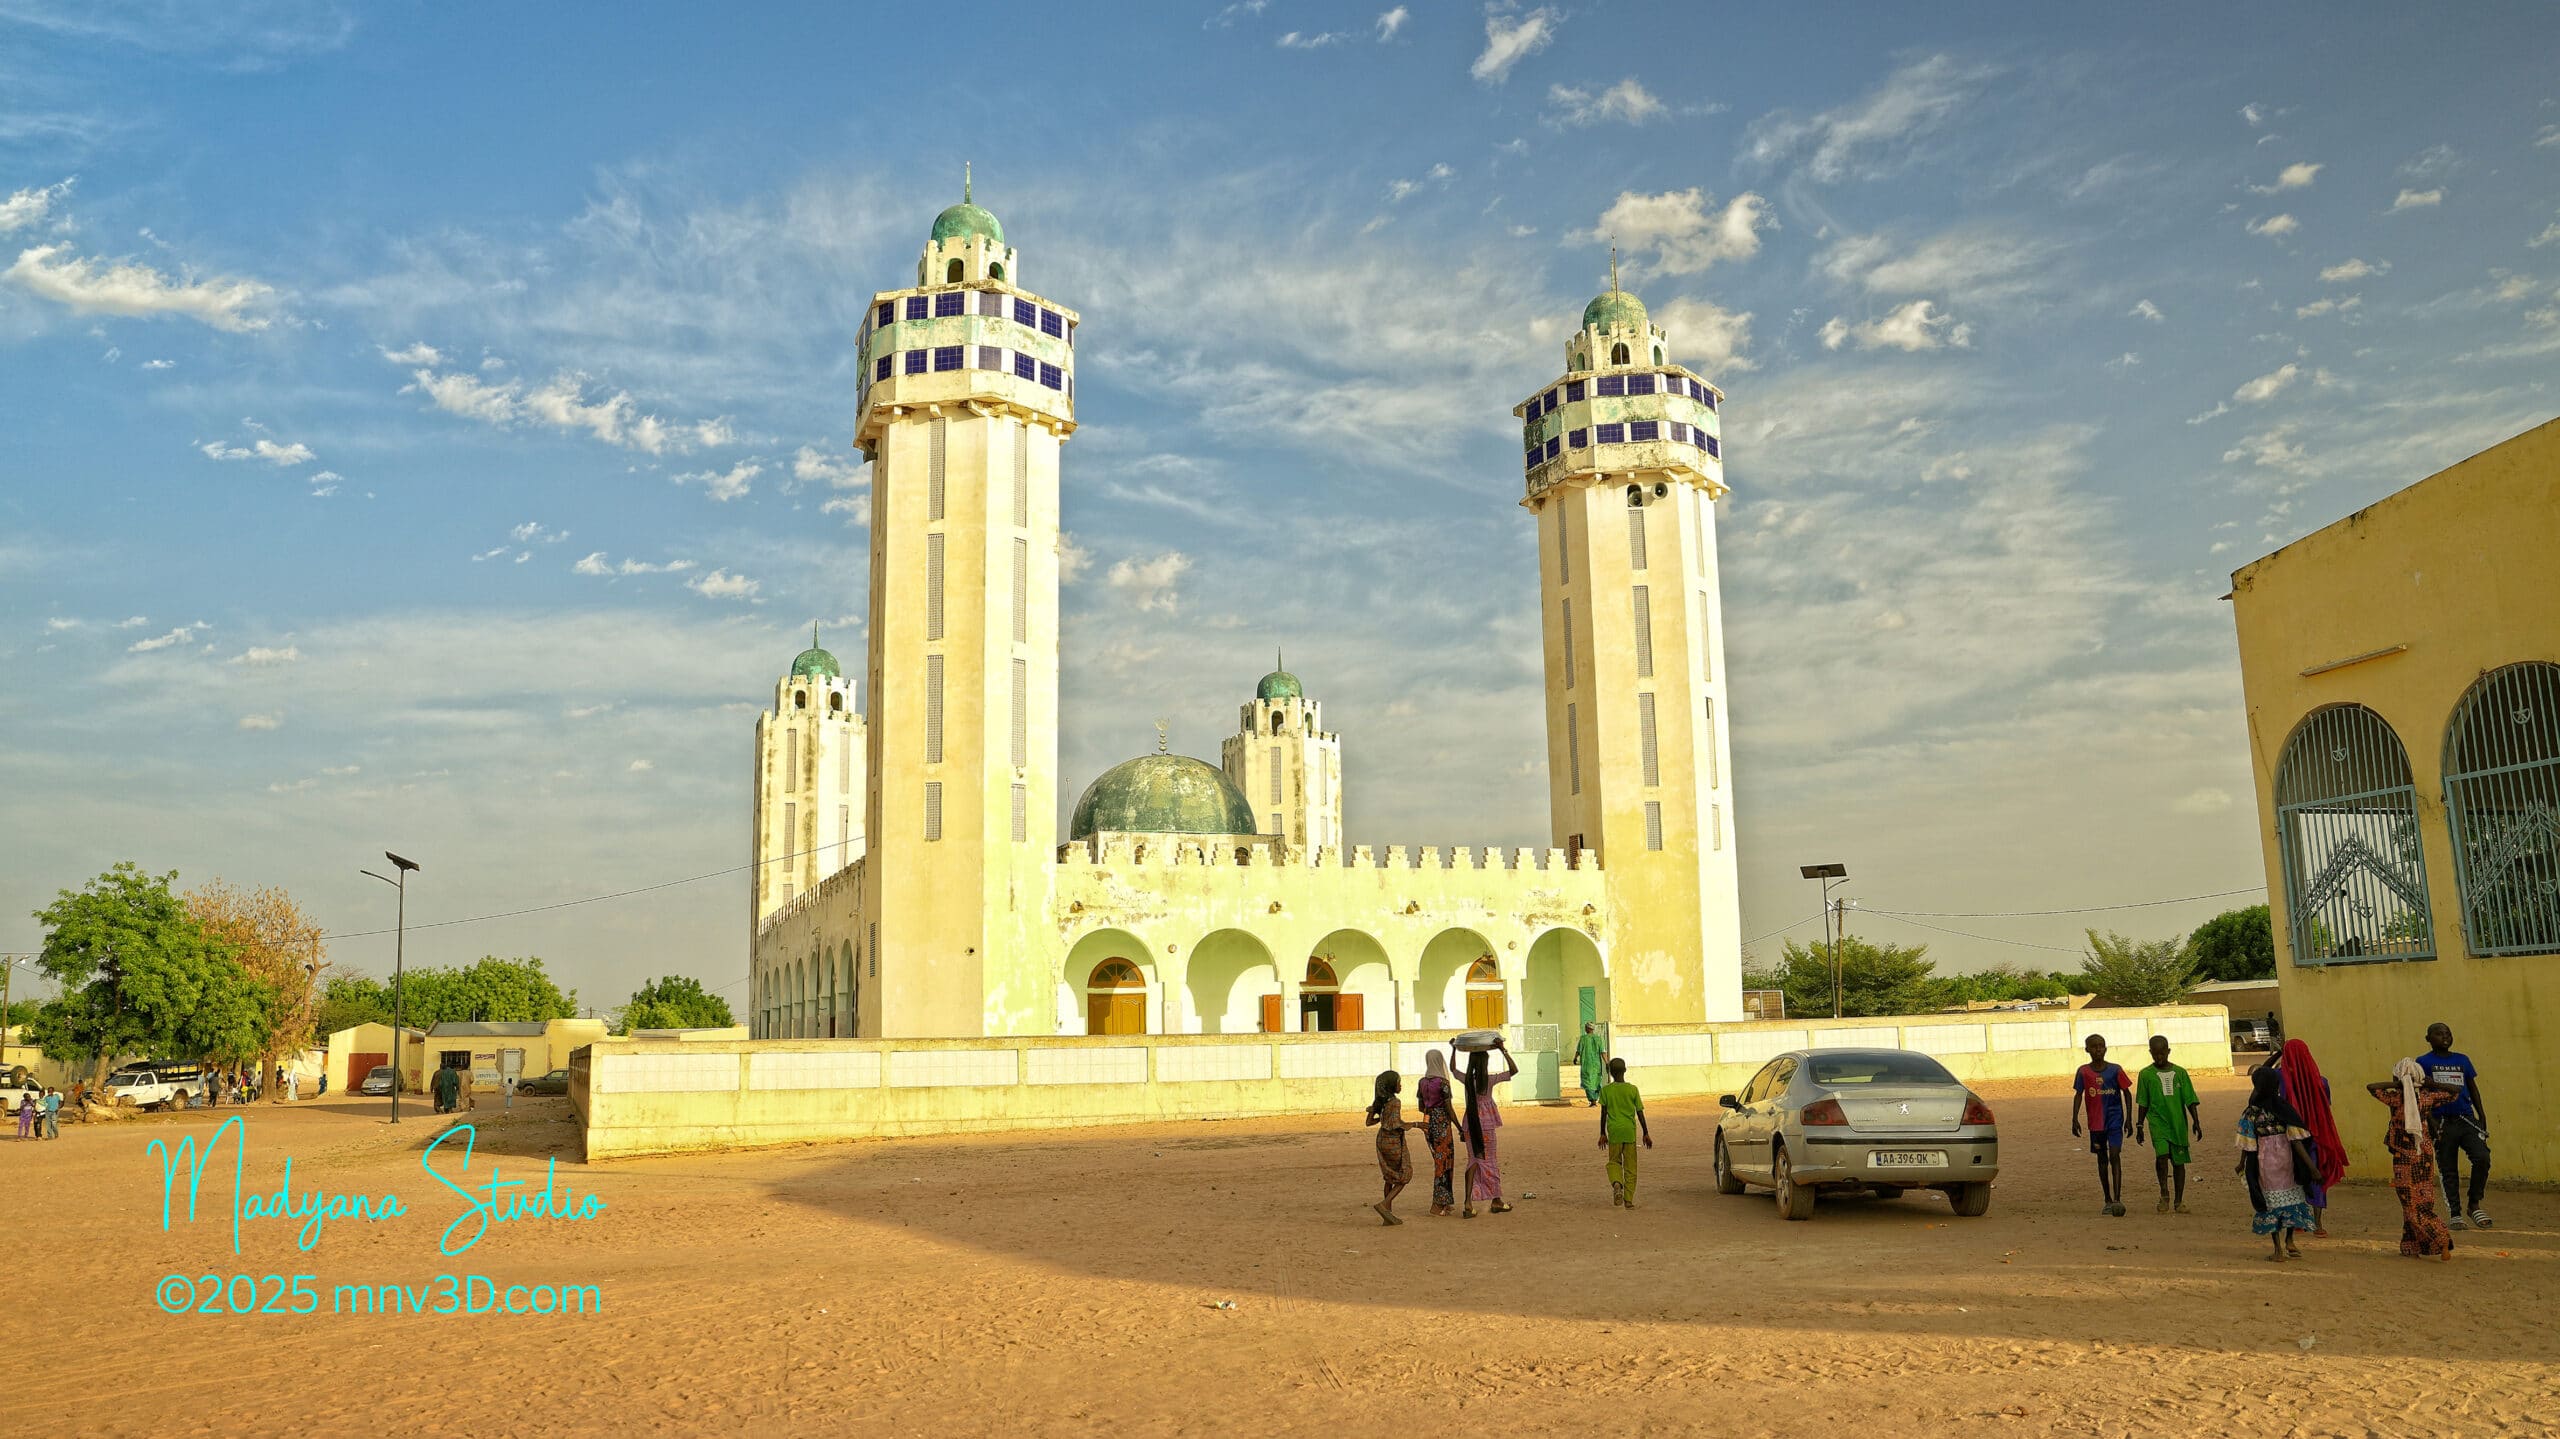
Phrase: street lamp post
[
  {"left": 1798, "top": 862, "right": 1850, "bottom": 1019},
  {"left": 360, "top": 852, "right": 421, "bottom": 1124}
]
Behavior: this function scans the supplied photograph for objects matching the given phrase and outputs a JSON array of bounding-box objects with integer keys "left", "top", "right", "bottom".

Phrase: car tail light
[
  {"left": 1801, "top": 1097, "right": 1848, "bottom": 1126},
  {"left": 1962, "top": 1094, "right": 1996, "bottom": 1126}
]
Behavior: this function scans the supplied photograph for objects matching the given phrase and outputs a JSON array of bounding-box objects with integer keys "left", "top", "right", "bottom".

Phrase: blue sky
[{"left": 4, "top": 1, "right": 2557, "bottom": 1009}]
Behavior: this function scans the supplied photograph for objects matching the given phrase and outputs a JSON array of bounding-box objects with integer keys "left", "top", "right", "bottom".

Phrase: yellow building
[
  {"left": 748, "top": 180, "right": 1741, "bottom": 1046},
  {"left": 2229, "top": 415, "right": 2560, "bottom": 1182}
]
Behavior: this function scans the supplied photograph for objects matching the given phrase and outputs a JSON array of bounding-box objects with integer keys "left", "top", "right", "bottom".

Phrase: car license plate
[{"left": 1869, "top": 1150, "right": 1945, "bottom": 1168}]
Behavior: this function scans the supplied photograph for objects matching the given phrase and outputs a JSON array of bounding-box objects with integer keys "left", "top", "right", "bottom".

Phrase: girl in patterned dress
[
  {"left": 1365, "top": 1070, "right": 1412, "bottom": 1226},
  {"left": 1416, "top": 1051, "right": 1463, "bottom": 1217},
  {"left": 2367, "top": 1059, "right": 2457, "bottom": 1260},
  {"left": 2236, "top": 1068, "right": 2317, "bottom": 1260}
]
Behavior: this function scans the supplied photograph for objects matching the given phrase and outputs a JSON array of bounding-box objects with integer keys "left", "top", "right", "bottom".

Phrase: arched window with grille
[
  {"left": 2444, "top": 661, "right": 2560, "bottom": 956},
  {"left": 2275, "top": 704, "right": 2435, "bottom": 964}
]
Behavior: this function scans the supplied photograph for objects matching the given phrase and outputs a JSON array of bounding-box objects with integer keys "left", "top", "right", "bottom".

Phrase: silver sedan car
[{"left": 1713, "top": 1048, "right": 2000, "bottom": 1220}]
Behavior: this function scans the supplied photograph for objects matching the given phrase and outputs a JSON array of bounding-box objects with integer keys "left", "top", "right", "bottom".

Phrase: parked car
[
  {"left": 103, "top": 1063, "right": 211, "bottom": 1111},
  {"left": 358, "top": 1065, "right": 398, "bottom": 1096},
  {"left": 1712, "top": 1048, "right": 1999, "bottom": 1220},
  {"left": 516, "top": 1068, "right": 571, "bottom": 1097}
]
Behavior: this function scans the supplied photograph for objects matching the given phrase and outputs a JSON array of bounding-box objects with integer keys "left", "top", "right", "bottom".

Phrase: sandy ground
[{"left": 19, "top": 1070, "right": 2557, "bottom": 1436}]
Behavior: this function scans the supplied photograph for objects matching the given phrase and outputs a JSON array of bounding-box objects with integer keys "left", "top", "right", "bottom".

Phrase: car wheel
[
  {"left": 1714, "top": 1134, "right": 1747, "bottom": 1194},
  {"left": 1949, "top": 1181, "right": 1993, "bottom": 1218},
  {"left": 1774, "top": 1143, "right": 1816, "bottom": 1221}
]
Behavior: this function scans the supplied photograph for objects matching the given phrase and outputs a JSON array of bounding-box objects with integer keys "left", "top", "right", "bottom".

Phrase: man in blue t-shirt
[{"left": 2419, "top": 1022, "right": 2491, "bottom": 1230}]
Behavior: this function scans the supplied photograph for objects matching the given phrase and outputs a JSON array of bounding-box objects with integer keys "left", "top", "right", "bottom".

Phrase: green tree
[
  {"left": 2078, "top": 929, "right": 2202, "bottom": 1006},
  {"left": 316, "top": 973, "right": 393, "bottom": 1034},
  {"left": 26, "top": 863, "right": 276, "bottom": 1082},
  {"left": 2186, "top": 905, "right": 2275, "bottom": 982},
  {"left": 309, "top": 959, "right": 576, "bottom": 1033},
  {"left": 1762, "top": 935, "right": 1938, "bottom": 1018},
  {"left": 1931, "top": 961, "right": 2081, "bottom": 1007},
  {"left": 617, "top": 975, "right": 736, "bottom": 1033}
]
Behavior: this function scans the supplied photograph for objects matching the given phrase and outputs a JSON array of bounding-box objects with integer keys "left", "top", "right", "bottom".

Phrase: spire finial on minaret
[
  {"left": 964, "top": 161, "right": 972, "bottom": 204},
  {"left": 1608, "top": 242, "right": 1620, "bottom": 295},
  {"left": 1154, "top": 718, "right": 1169, "bottom": 754},
  {"left": 1276, "top": 646, "right": 1285, "bottom": 673}
]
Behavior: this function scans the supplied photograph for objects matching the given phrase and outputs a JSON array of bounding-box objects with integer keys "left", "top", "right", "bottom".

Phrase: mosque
[{"left": 746, "top": 180, "right": 1743, "bottom": 1044}]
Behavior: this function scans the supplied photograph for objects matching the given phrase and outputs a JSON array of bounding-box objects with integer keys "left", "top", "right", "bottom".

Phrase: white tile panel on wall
[
  {"left": 2073, "top": 1017, "right": 2147, "bottom": 1050},
  {"left": 2152, "top": 1015, "right": 2226, "bottom": 1049},
  {"left": 748, "top": 1051, "right": 882, "bottom": 1091},
  {"left": 1026, "top": 1047, "right": 1147, "bottom": 1086},
  {"left": 1156, "top": 1045, "right": 1272, "bottom": 1083},
  {"left": 600, "top": 1052, "right": 741, "bottom": 1094},
  {"left": 1394, "top": 1042, "right": 1446, "bottom": 1077},
  {"left": 1717, "top": 1028, "right": 1807, "bottom": 1065},
  {"left": 1991, "top": 1019, "right": 2072, "bottom": 1052},
  {"left": 1809, "top": 1025, "right": 1900, "bottom": 1049},
  {"left": 1278, "top": 1042, "right": 1392, "bottom": 1080},
  {"left": 888, "top": 1049, "right": 1020, "bottom": 1088},
  {"left": 1901, "top": 1024, "right": 1988, "bottom": 1057},
  {"left": 1614, "top": 1033, "right": 1714, "bottom": 1068}
]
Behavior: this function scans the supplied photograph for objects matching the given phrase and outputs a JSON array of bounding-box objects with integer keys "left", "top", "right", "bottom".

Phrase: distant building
[
  {"left": 415, "top": 1018, "right": 608, "bottom": 1093},
  {"left": 2229, "top": 416, "right": 2560, "bottom": 1182}
]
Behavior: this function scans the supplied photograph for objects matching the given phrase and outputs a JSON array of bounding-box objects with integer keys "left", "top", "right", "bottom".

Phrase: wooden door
[
  {"left": 1335, "top": 993, "right": 1364, "bottom": 1032},
  {"left": 1467, "top": 988, "right": 1507, "bottom": 1029},
  {"left": 1260, "top": 994, "right": 1285, "bottom": 1033},
  {"left": 1086, "top": 991, "right": 1144, "bottom": 1036}
]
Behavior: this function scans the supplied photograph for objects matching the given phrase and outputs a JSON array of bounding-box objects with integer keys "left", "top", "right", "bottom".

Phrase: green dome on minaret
[
  {"left": 1069, "top": 744, "right": 1257, "bottom": 841},
  {"left": 1582, "top": 246, "right": 1648, "bottom": 333},
  {"left": 930, "top": 163, "right": 1005, "bottom": 246},
  {"left": 789, "top": 623, "right": 841, "bottom": 680},
  {"left": 1256, "top": 649, "right": 1303, "bottom": 701}
]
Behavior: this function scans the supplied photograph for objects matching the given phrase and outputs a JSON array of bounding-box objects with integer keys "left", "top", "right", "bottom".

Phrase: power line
[
  {"left": 1854, "top": 885, "right": 2265, "bottom": 920},
  {"left": 316, "top": 840, "right": 858, "bottom": 942},
  {"left": 1740, "top": 914, "right": 1821, "bottom": 948},
  {"left": 1855, "top": 908, "right": 2088, "bottom": 955}
]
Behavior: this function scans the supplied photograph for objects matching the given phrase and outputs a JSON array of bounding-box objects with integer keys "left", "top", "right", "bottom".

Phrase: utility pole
[
  {"left": 1798, "top": 864, "right": 1850, "bottom": 1019},
  {"left": 361, "top": 852, "right": 421, "bottom": 1124}
]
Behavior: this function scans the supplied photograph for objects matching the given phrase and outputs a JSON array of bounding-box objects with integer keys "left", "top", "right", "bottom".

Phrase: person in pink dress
[{"left": 1459, "top": 1038, "right": 1517, "bottom": 1217}]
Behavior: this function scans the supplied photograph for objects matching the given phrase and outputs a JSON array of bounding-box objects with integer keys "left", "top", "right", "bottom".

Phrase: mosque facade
[{"left": 747, "top": 186, "right": 1743, "bottom": 1044}]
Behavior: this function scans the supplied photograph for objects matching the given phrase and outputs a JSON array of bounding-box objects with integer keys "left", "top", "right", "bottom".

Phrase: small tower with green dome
[
  {"left": 752, "top": 623, "right": 866, "bottom": 930},
  {"left": 1220, "top": 651, "right": 1343, "bottom": 854}
]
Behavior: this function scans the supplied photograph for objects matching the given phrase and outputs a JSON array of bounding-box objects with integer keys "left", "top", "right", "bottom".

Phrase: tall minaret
[
  {"left": 1513, "top": 256, "right": 1743, "bottom": 1022},
  {"left": 853, "top": 173, "right": 1077, "bottom": 1037},
  {"left": 1221, "top": 654, "right": 1343, "bottom": 856},
  {"left": 750, "top": 626, "right": 865, "bottom": 930}
]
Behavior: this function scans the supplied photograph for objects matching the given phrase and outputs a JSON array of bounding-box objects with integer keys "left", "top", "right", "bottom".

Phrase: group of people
[
  {"left": 1362, "top": 1029, "right": 1653, "bottom": 1224},
  {"left": 12, "top": 1087, "right": 62, "bottom": 1140},
  {"left": 2070, "top": 1022, "right": 2493, "bottom": 1262}
]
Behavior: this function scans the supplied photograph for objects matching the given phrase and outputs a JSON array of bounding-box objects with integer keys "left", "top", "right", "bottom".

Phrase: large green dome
[
  {"left": 931, "top": 201, "right": 1004, "bottom": 246},
  {"left": 1582, "top": 288, "right": 1648, "bottom": 333},
  {"left": 1070, "top": 753, "right": 1257, "bottom": 841},
  {"left": 789, "top": 624, "right": 840, "bottom": 680},
  {"left": 1256, "top": 669, "right": 1302, "bottom": 701}
]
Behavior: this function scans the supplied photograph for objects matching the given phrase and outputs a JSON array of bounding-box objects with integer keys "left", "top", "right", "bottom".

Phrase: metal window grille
[
  {"left": 928, "top": 417, "right": 946, "bottom": 520},
  {"left": 1569, "top": 427, "right": 1589, "bottom": 449},
  {"left": 868, "top": 920, "right": 877, "bottom": 978},
  {"left": 1638, "top": 691, "right": 1660, "bottom": 786},
  {"left": 1013, "top": 352, "right": 1035, "bottom": 381},
  {"left": 979, "top": 290, "right": 1005, "bottom": 316},
  {"left": 1544, "top": 436, "right": 1560, "bottom": 460},
  {"left": 1699, "top": 589, "right": 1714, "bottom": 678},
  {"left": 1596, "top": 423, "right": 1626, "bottom": 444},
  {"left": 1561, "top": 598, "right": 1575, "bottom": 689},
  {"left": 976, "top": 345, "right": 1002, "bottom": 370},
  {"left": 1014, "top": 298, "right": 1037, "bottom": 326},
  {"left": 934, "top": 292, "right": 964, "bottom": 317},
  {"left": 2444, "top": 661, "right": 2560, "bottom": 956},
  {"left": 786, "top": 729, "right": 798, "bottom": 785},
  {"left": 1542, "top": 390, "right": 1558, "bottom": 414},
  {"left": 1012, "top": 784, "right": 1028, "bottom": 843},
  {"left": 905, "top": 296, "right": 929, "bottom": 321},
  {"left": 1628, "top": 374, "right": 1657, "bottom": 396},
  {"left": 1644, "top": 801, "right": 1664, "bottom": 851},
  {"left": 1704, "top": 434, "right": 1722, "bottom": 459},
  {"left": 1040, "top": 308, "right": 1063, "bottom": 337},
  {"left": 1013, "top": 424, "right": 1029, "bottom": 527},
  {"left": 1558, "top": 503, "right": 1571, "bottom": 583},
  {"left": 877, "top": 302, "right": 894, "bottom": 328},
  {"left": 1011, "top": 657, "right": 1028, "bottom": 768},
  {"left": 1597, "top": 375, "right": 1626, "bottom": 397},
  {"left": 1566, "top": 380, "right": 1586, "bottom": 402},
  {"left": 874, "top": 356, "right": 891, "bottom": 382},
  {"left": 933, "top": 345, "right": 963, "bottom": 372},
  {"left": 1701, "top": 389, "right": 1718, "bottom": 411},
  {"left": 1628, "top": 507, "right": 1648, "bottom": 571},
  {"left": 1631, "top": 419, "right": 1660, "bottom": 442},
  {"left": 783, "top": 801, "right": 795, "bottom": 855},
  {"left": 926, "top": 532, "right": 946, "bottom": 639},
  {"left": 2275, "top": 704, "right": 2435, "bottom": 964},
  {"left": 904, "top": 350, "right": 927, "bottom": 374},
  {"left": 1567, "top": 702, "right": 1581, "bottom": 795},
  {"left": 1039, "top": 362, "right": 1063, "bottom": 390},
  {"left": 924, "top": 781, "right": 943, "bottom": 841},
  {"left": 925, "top": 654, "right": 945, "bottom": 764},
  {"left": 1013, "top": 538, "right": 1029, "bottom": 642},
  {"left": 1269, "top": 812, "right": 1283, "bottom": 835},
  {"left": 1632, "top": 585, "right": 1653, "bottom": 676},
  {"left": 1269, "top": 747, "right": 1282, "bottom": 804}
]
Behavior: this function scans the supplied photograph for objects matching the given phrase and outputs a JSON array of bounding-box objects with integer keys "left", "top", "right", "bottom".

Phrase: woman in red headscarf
[{"left": 2255, "top": 1039, "right": 2349, "bottom": 1235}]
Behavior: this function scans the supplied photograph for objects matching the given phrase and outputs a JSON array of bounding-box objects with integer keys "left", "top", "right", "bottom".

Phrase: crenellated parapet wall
[{"left": 1056, "top": 833, "right": 1600, "bottom": 873}]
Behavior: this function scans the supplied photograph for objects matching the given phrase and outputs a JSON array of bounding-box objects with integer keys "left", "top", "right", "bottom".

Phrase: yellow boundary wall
[{"left": 573, "top": 1004, "right": 2231, "bottom": 1161}]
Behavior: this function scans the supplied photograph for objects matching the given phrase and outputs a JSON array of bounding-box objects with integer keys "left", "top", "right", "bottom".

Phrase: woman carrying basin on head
[{"left": 1459, "top": 1036, "right": 1517, "bottom": 1217}]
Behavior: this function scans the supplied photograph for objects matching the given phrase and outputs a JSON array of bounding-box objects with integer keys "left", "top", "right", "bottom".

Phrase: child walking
[
  {"left": 1364, "top": 1070, "right": 1413, "bottom": 1226},
  {"left": 1595, "top": 1058, "right": 1652, "bottom": 1208},
  {"left": 2237, "top": 1067, "right": 2319, "bottom": 1260},
  {"left": 2070, "top": 1035, "right": 2134, "bottom": 1216},
  {"left": 2134, "top": 1035, "right": 2202, "bottom": 1213}
]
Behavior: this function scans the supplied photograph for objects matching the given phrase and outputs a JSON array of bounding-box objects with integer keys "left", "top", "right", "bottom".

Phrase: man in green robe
[
  {"left": 1570, "top": 1024, "right": 1607, "bottom": 1107},
  {"left": 431, "top": 1062, "right": 463, "bottom": 1114}
]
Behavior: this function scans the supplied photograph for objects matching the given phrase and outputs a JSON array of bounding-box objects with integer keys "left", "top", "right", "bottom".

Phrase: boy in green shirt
[
  {"left": 2133, "top": 1034, "right": 2203, "bottom": 1214},
  {"left": 1595, "top": 1058, "right": 1653, "bottom": 1209}
]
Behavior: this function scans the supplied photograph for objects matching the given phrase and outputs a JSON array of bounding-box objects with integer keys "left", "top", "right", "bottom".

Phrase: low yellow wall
[{"left": 574, "top": 1006, "right": 2231, "bottom": 1161}]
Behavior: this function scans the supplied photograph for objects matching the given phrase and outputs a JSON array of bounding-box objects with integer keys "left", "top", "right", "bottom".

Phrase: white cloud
[
  {"left": 237, "top": 713, "right": 281, "bottom": 732},
  {"left": 510, "top": 520, "right": 568, "bottom": 544},
  {"left": 115, "top": 615, "right": 147, "bottom": 628},
  {"left": 1058, "top": 533, "right": 1092, "bottom": 585},
  {"left": 2222, "top": 424, "right": 2310, "bottom": 474},
  {"left": 2240, "top": 103, "right": 2268, "bottom": 127},
  {"left": 43, "top": 617, "right": 80, "bottom": 632},
  {"left": 2252, "top": 161, "right": 2322, "bottom": 193},
  {"left": 128, "top": 622, "right": 208, "bottom": 653},
  {"left": 321, "top": 764, "right": 360, "bottom": 777},
  {"left": 2129, "top": 298, "right": 2165, "bottom": 322},
  {"left": 792, "top": 445, "right": 865, "bottom": 489},
  {"left": 574, "top": 551, "right": 696, "bottom": 577},
  {"left": 396, "top": 355, "right": 735, "bottom": 455},
  {"left": 379, "top": 341, "right": 443, "bottom": 366},
  {"left": 686, "top": 568, "right": 760, "bottom": 601},
  {"left": 4, "top": 244, "right": 278, "bottom": 331},
  {"left": 1818, "top": 299, "right": 1971, "bottom": 352},
  {"left": 2318, "top": 257, "right": 2386, "bottom": 283},
  {"left": 229, "top": 645, "right": 301, "bottom": 667},
  {"left": 1375, "top": 6, "right": 1408, "bottom": 39},
  {"left": 2532, "top": 223, "right": 2560, "bottom": 251},
  {"left": 1547, "top": 77, "right": 1666, "bottom": 127},
  {"left": 1105, "top": 551, "right": 1192, "bottom": 613},
  {"left": 2388, "top": 188, "right": 2442, "bottom": 212},
  {"left": 2172, "top": 787, "right": 2233, "bottom": 814},
  {"left": 141, "top": 357, "right": 173, "bottom": 370},
  {"left": 1814, "top": 226, "right": 2056, "bottom": 307},
  {"left": 1651, "top": 297, "right": 1755, "bottom": 374},
  {"left": 1469, "top": 6, "right": 1556, "bottom": 83},
  {"left": 1385, "top": 164, "right": 1455, "bottom": 203},
  {"left": 2233, "top": 362, "right": 2301, "bottom": 404},
  {"left": 1578, "top": 188, "right": 1772, "bottom": 276},
  {"left": 2295, "top": 295, "right": 2362, "bottom": 318},
  {"left": 471, "top": 546, "right": 511, "bottom": 562},
  {"left": 0, "top": 179, "right": 72, "bottom": 234},
  {"left": 2105, "top": 351, "right": 2141, "bottom": 372},
  {"left": 627, "top": 759, "right": 653, "bottom": 773},
  {"left": 2246, "top": 214, "right": 2299, "bottom": 239},
  {"left": 1276, "top": 30, "right": 1346, "bottom": 48},
  {"left": 1742, "top": 53, "right": 1997, "bottom": 182},
  {"left": 199, "top": 437, "right": 315, "bottom": 466},
  {"left": 674, "top": 459, "right": 760, "bottom": 502},
  {"left": 2535, "top": 125, "right": 2560, "bottom": 150},
  {"left": 306, "top": 469, "right": 340, "bottom": 497}
]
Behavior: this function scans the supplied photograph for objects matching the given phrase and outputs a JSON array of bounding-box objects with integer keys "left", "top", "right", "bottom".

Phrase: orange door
[
  {"left": 1260, "top": 994, "right": 1285, "bottom": 1033},
  {"left": 1086, "top": 991, "right": 1144, "bottom": 1036},
  {"left": 1335, "top": 994, "right": 1364, "bottom": 1031},
  {"left": 347, "top": 1051, "right": 385, "bottom": 1089},
  {"left": 1466, "top": 989, "right": 1508, "bottom": 1029}
]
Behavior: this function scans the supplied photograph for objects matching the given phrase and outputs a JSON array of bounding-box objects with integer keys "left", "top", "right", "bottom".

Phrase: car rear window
[{"left": 1807, "top": 1052, "right": 1954, "bottom": 1086}]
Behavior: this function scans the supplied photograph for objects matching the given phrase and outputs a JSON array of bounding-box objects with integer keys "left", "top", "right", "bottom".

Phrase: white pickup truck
[{"left": 103, "top": 1066, "right": 211, "bottom": 1110}]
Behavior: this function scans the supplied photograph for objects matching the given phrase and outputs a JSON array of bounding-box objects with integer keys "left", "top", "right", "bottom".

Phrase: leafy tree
[
  {"left": 26, "top": 863, "right": 275, "bottom": 1083},
  {"left": 2078, "top": 929, "right": 2202, "bottom": 1007},
  {"left": 317, "top": 973, "right": 393, "bottom": 1034},
  {"left": 2186, "top": 905, "right": 2275, "bottom": 982},
  {"left": 1932, "top": 961, "right": 2086, "bottom": 1007},
  {"left": 617, "top": 975, "right": 735, "bottom": 1033},
  {"left": 187, "top": 879, "right": 327, "bottom": 1080},
  {"left": 1762, "top": 935, "right": 1939, "bottom": 1018},
  {"left": 0, "top": 999, "right": 42, "bottom": 1029},
  {"left": 310, "top": 959, "right": 577, "bottom": 1033}
]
